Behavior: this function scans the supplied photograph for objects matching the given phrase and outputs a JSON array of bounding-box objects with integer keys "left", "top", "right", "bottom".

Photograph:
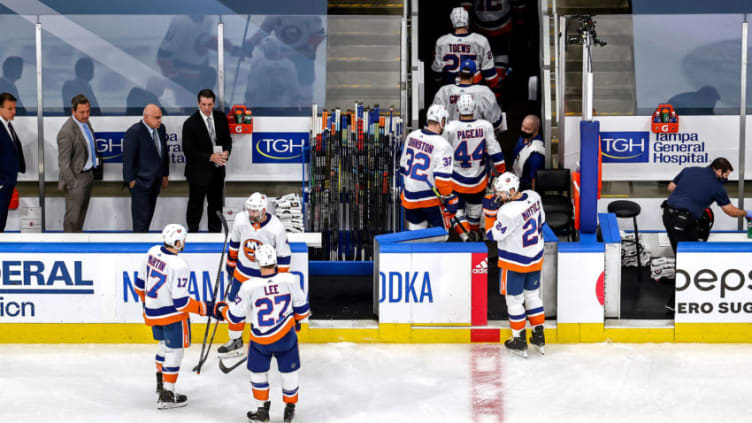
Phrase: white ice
[{"left": 2, "top": 342, "right": 752, "bottom": 422}]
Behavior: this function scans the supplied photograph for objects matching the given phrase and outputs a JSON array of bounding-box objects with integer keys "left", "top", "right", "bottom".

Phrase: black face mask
[
  {"left": 521, "top": 131, "right": 534, "bottom": 139},
  {"left": 719, "top": 177, "right": 729, "bottom": 184}
]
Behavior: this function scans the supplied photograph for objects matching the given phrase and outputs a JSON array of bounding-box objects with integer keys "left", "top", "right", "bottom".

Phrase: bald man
[
  {"left": 123, "top": 104, "right": 170, "bottom": 232},
  {"left": 511, "top": 115, "right": 545, "bottom": 191}
]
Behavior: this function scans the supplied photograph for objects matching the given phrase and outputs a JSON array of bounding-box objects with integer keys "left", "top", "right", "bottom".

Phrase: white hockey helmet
[
  {"left": 426, "top": 103, "right": 449, "bottom": 128},
  {"left": 162, "top": 224, "right": 187, "bottom": 250},
  {"left": 245, "top": 192, "right": 267, "bottom": 223},
  {"left": 450, "top": 7, "right": 469, "bottom": 28},
  {"left": 256, "top": 244, "right": 277, "bottom": 267},
  {"left": 457, "top": 94, "right": 475, "bottom": 116},
  {"left": 493, "top": 172, "right": 520, "bottom": 198}
]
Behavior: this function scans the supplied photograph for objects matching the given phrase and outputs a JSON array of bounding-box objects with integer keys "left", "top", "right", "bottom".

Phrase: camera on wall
[{"left": 567, "top": 15, "right": 607, "bottom": 47}]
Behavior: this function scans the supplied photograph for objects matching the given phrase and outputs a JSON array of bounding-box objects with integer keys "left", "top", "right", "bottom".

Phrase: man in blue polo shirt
[{"left": 662, "top": 157, "right": 751, "bottom": 311}]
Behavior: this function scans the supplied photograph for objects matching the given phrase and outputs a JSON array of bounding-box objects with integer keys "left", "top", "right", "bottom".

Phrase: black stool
[{"left": 607, "top": 200, "right": 643, "bottom": 278}]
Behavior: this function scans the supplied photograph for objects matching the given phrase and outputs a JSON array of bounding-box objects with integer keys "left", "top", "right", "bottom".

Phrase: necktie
[
  {"left": 8, "top": 122, "right": 25, "bottom": 173},
  {"left": 207, "top": 114, "right": 216, "bottom": 145},
  {"left": 152, "top": 129, "right": 161, "bottom": 158},
  {"left": 82, "top": 123, "right": 97, "bottom": 169}
]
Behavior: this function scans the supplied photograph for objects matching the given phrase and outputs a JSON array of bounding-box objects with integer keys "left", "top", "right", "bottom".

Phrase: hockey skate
[
  {"left": 155, "top": 372, "right": 163, "bottom": 394},
  {"left": 246, "top": 401, "right": 271, "bottom": 423},
  {"left": 157, "top": 389, "right": 187, "bottom": 409},
  {"left": 504, "top": 329, "right": 528, "bottom": 358},
  {"left": 530, "top": 325, "right": 545, "bottom": 355},
  {"left": 217, "top": 337, "right": 244, "bottom": 358},
  {"left": 283, "top": 403, "right": 296, "bottom": 423}
]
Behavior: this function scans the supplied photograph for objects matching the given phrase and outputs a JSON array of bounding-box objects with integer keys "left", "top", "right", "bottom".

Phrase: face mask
[
  {"left": 521, "top": 131, "right": 533, "bottom": 139},
  {"left": 720, "top": 177, "right": 728, "bottom": 184}
]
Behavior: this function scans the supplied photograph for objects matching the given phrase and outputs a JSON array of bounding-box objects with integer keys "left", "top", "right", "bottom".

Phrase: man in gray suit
[{"left": 57, "top": 94, "right": 100, "bottom": 232}]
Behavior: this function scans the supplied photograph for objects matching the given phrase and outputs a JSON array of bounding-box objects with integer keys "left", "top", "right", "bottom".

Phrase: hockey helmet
[
  {"left": 450, "top": 7, "right": 469, "bottom": 28},
  {"left": 426, "top": 103, "right": 449, "bottom": 128},
  {"left": 493, "top": 172, "right": 520, "bottom": 199},
  {"left": 162, "top": 224, "right": 187, "bottom": 250},
  {"left": 256, "top": 244, "right": 277, "bottom": 267},
  {"left": 245, "top": 192, "right": 268, "bottom": 223},
  {"left": 459, "top": 59, "right": 476, "bottom": 76},
  {"left": 457, "top": 94, "right": 475, "bottom": 116}
]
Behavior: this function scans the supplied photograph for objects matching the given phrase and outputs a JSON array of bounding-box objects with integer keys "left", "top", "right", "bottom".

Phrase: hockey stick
[
  {"left": 218, "top": 355, "right": 248, "bottom": 374},
  {"left": 192, "top": 210, "right": 230, "bottom": 374}
]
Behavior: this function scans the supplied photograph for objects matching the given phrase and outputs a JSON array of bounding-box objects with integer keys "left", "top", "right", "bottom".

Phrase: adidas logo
[{"left": 472, "top": 257, "right": 488, "bottom": 274}]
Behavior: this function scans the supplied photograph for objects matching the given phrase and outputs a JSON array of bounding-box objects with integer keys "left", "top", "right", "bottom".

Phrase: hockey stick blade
[{"left": 218, "top": 355, "right": 248, "bottom": 374}]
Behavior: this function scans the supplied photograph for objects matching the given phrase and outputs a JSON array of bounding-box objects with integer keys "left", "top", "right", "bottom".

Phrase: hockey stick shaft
[{"left": 193, "top": 210, "right": 230, "bottom": 374}]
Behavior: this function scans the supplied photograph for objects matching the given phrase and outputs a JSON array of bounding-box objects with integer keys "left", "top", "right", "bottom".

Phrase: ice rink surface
[{"left": 2, "top": 342, "right": 752, "bottom": 422}]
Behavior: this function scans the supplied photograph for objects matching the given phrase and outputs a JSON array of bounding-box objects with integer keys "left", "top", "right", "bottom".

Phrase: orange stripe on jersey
[
  {"left": 177, "top": 298, "right": 206, "bottom": 315},
  {"left": 435, "top": 178, "right": 454, "bottom": 196},
  {"left": 454, "top": 178, "right": 487, "bottom": 194},
  {"left": 278, "top": 266, "right": 290, "bottom": 273},
  {"left": 283, "top": 393, "right": 299, "bottom": 404},
  {"left": 498, "top": 259, "right": 543, "bottom": 273},
  {"left": 401, "top": 192, "right": 441, "bottom": 209},
  {"left": 252, "top": 388, "right": 270, "bottom": 401},
  {"left": 233, "top": 268, "right": 250, "bottom": 282},
  {"left": 143, "top": 313, "right": 188, "bottom": 327},
  {"left": 250, "top": 319, "right": 295, "bottom": 345},
  {"left": 135, "top": 288, "right": 145, "bottom": 302},
  {"left": 295, "top": 310, "right": 311, "bottom": 321},
  {"left": 495, "top": 162, "right": 506, "bottom": 173},
  {"left": 228, "top": 249, "right": 238, "bottom": 260},
  {"left": 500, "top": 268, "right": 507, "bottom": 295}
]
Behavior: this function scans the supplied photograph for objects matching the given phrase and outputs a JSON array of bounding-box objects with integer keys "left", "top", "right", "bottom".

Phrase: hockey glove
[
  {"left": 203, "top": 301, "right": 215, "bottom": 317},
  {"left": 212, "top": 301, "right": 228, "bottom": 321},
  {"left": 482, "top": 195, "right": 502, "bottom": 212},
  {"left": 441, "top": 193, "right": 460, "bottom": 215}
]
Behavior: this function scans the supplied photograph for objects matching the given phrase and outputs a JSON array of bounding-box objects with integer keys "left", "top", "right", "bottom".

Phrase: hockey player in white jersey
[
  {"left": 213, "top": 244, "right": 310, "bottom": 423},
  {"left": 134, "top": 224, "right": 220, "bottom": 409},
  {"left": 484, "top": 173, "right": 546, "bottom": 358},
  {"left": 443, "top": 94, "right": 505, "bottom": 238},
  {"left": 433, "top": 59, "right": 504, "bottom": 134},
  {"left": 431, "top": 7, "right": 499, "bottom": 90},
  {"left": 400, "top": 103, "right": 459, "bottom": 230},
  {"left": 220, "top": 192, "right": 292, "bottom": 357}
]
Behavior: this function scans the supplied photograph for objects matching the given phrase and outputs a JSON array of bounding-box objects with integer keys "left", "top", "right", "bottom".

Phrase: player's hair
[
  {"left": 71, "top": 94, "right": 90, "bottom": 112},
  {"left": 0, "top": 92, "right": 16, "bottom": 107},
  {"left": 710, "top": 157, "right": 733, "bottom": 173},
  {"left": 197, "top": 88, "right": 216, "bottom": 102}
]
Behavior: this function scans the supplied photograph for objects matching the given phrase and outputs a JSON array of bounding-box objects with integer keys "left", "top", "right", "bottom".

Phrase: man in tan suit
[{"left": 57, "top": 94, "right": 101, "bottom": 232}]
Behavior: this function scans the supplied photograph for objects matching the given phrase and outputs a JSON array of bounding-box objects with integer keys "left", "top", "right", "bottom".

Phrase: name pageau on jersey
[
  {"left": 443, "top": 119, "right": 505, "bottom": 194},
  {"left": 220, "top": 272, "right": 311, "bottom": 345},
  {"left": 135, "top": 245, "right": 206, "bottom": 326},
  {"left": 400, "top": 128, "right": 455, "bottom": 209},
  {"left": 431, "top": 32, "right": 497, "bottom": 85},
  {"left": 227, "top": 213, "right": 292, "bottom": 280},
  {"left": 486, "top": 191, "right": 546, "bottom": 272},
  {"left": 433, "top": 83, "right": 503, "bottom": 129}
]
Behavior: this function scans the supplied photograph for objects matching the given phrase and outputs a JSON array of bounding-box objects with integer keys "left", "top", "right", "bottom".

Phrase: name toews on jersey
[
  {"left": 486, "top": 191, "right": 546, "bottom": 272},
  {"left": 223, "top": 272, "right": 311, "bottom": 345},
  {"left": 433, "top": 83, "right": 503, "bottom": 129},
  {"left": 227, "top": 212, "right": 292, "bottom": 281},
  {"left": 135, "top": 245, "right": 205, "bottom": 326},
  {"left": 444, "top": 119, "right": 505, "bottom": 194},
  {"left": 399, "top": 128, "right": 455, "bottom": 209},
  {"left": 431, "top": 33, "right": 497, "bottom": 84}
]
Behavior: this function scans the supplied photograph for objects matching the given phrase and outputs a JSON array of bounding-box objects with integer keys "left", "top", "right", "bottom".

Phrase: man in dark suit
[
  {"left": 0, "top": 92, "right": 25, "bottom": 232},
  {"left": 123, "top": 104, "right": 169, "bottom": 232},
  {"left": 57, "top": 94, "right": 102, "bottom": 232},
  {"left": 182, "top": 89, "right": 231, "bottom": 232}
]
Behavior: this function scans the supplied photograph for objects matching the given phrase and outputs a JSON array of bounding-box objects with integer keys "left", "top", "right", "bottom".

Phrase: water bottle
[{"left": 747, "top": 219, "right": 752, "bottom": 239}]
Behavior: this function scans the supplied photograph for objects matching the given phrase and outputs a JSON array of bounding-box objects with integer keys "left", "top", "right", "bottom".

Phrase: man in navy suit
[
  {"left": 123, "top": 104, "right": 169, "bottom": 232},
  {"left": 0, "top": 92, "right": 25, "bottom": 232}
]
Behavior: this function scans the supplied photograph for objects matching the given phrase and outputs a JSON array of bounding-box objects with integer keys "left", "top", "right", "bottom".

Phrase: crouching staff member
[
  {"left": 661, "top": 157, "right": 751, "bottom": 311},
  {"left": 214, "top": 244, "right": 310, "bottom": 423}
]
